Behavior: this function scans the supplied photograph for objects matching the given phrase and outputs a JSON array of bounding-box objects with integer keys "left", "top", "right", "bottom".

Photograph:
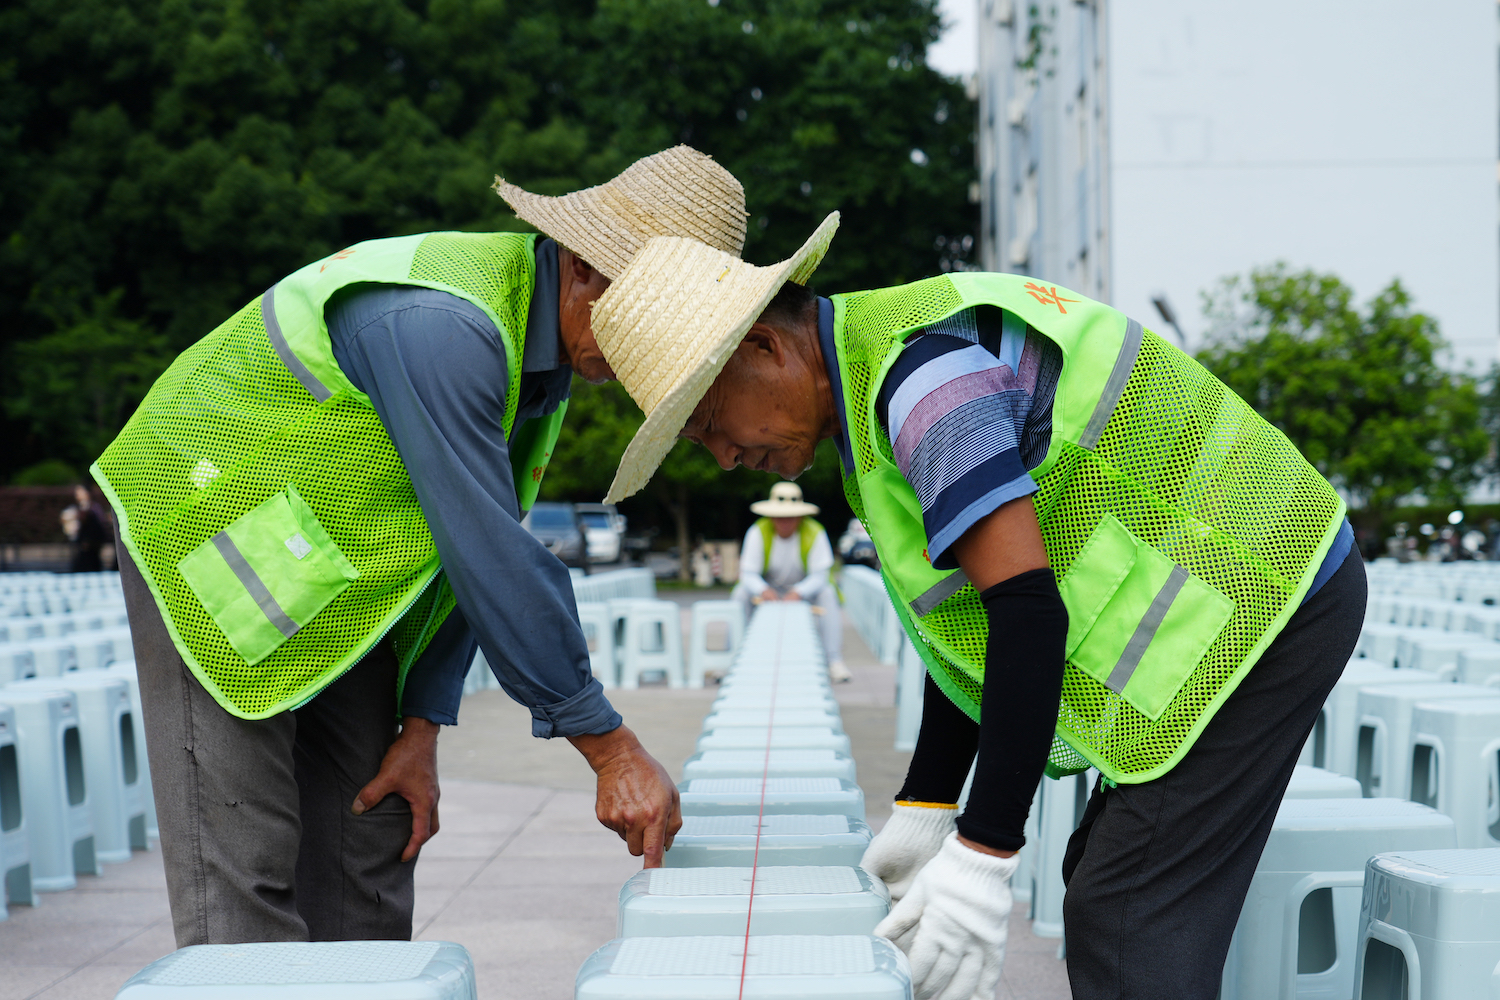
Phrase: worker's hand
[
  {"left": 759, "top": 588, "right": 780, "bottom": 603},
  {"left": 353, "top": 716, "right": 441, "bottom": 863},
  {"left": 875, "top": 832, "right": 1016, "bottom": 1000},
  {"left": 569, "top": 725, "right": 682, "bottom": 867},
  {"left": 783, "top": 591, "right": 804, "bottom": 602},
  {"left": 860, "top": 801, "right": 959, "bottom": 903}
]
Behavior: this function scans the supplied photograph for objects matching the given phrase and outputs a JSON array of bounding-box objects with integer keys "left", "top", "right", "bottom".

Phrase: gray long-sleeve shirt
[{"left": 325, "top": 239, "right": 620, "bottom": 737}]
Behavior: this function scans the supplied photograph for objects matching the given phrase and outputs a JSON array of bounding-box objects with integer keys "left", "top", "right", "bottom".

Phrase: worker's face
[
  {"left": 558, "top": 249, "right": 615, "bottom": 384},
  {"left": 681, "top": 325, "right": 824, "bottom": 481},
  {"left": 772, "top": 517, "right": 801, "bottom": 538}
]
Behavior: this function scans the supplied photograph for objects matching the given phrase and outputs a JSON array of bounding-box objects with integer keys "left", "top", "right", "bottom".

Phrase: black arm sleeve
[
  {"left": 955, "top": 567, "right": 1068, "bottom": 852},
  {"left": 895, "top": 672, "right": 980, "bottom": 804}
]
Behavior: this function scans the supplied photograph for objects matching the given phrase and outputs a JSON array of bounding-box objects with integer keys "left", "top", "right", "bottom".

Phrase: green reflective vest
[
  {"left": 835, "top": 272, "right": 1345, "bottom": 783},
  {"left": 756, "top": 517, "right": 823, "bottom": 572},
  {"left": 92, "top": 232, "right": 566, "bottom": 719}
]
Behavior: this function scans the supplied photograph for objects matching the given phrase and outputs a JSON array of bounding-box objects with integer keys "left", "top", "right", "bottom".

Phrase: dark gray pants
[
  {"left": 1060, "top": 547, "right": 1367, "bottom": 999},
  {"left": 119, "top": 539, "right": 415, "bottom": 946}
]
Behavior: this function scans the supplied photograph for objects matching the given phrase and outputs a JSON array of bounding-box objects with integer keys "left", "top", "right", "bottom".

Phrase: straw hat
[
  {"left": 492, "top": 146, "right": 748, "bottom": 281},
  {"left": 751, "top": 482, "right": 820, "bottom": 518},
  {"left": 594, "top": 212, "right": 840, "bottom": 504}
]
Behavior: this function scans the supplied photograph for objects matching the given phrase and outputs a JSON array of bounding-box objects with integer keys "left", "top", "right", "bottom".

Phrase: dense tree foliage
[
  {"left": 1196, "top": 265, "right": 1488, "bottom": 511},
  {"left": 0, "top": 0, "right": 976, "bottom": 501}
]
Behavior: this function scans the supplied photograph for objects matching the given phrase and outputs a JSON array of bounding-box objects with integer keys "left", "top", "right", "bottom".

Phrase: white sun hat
[
  {"left": 593, "top": 211, "right": 840, "bottom": 504},
  {"left": 750, "top": 482, "right": 820, "bottom": 518},
  {"left": 492, "top": 146, "right": 749, "bottom": 281}
]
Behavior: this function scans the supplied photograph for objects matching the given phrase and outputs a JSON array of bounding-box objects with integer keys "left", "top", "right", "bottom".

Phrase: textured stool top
[
  {"left": 610, "top": 935, "right": 875, "bottom": 976},
  {"left": 144, "top": 941, "right": 445, "bottom": 985},
  {"left": 679, "top": 815, "right": 852, "bottom": 836},
  {"left": 647, "top": 867, "right": 864, "bottom": 896},
  {"left": 685, "top": 778, "right": 843, "bottom": 794},
  {"left": 695, "top": 751, "right": 839, "bottom": 764},
  {"left": 1377, "top": 848, "right": 1500, "bottom": 879}
]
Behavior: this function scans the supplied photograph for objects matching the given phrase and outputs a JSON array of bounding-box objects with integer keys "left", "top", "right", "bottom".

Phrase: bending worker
[
  {"left": 733, "top": 482, "right": 849, "bottom": 682},
  {"left": 91, "top": 148, "right": 749, "bottom": 946},
  {"left": 587, "top": 219, "right": 1364, "bottom": 1000}
]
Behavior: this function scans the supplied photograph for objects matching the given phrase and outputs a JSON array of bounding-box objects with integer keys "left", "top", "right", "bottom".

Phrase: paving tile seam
[
  {"left": 19, "top": 914, "right": 173, "bottom": 1000},
  {"left": 414, "top": 787, "right": 558, "bottom": 938}
]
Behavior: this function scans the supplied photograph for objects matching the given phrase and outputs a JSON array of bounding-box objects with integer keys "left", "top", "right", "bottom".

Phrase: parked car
[
  {"left": 838, "top": 517, "right": 879, "bottom": 569},
  {"left": 522, "top": 502, "right": 586, "bottom": 567},
  {"left": 573, "top": 503, "right": 626, "bottom": 564}
]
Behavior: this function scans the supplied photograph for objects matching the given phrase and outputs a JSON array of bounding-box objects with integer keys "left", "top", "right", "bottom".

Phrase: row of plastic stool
[
  {"left": 0, "top": 660, "right": 154, "bottom": 921},
  {"left": 1296, "top": 657, "right": 1500, "bottom": 850},
  {"left": 575, "top": 600, "right": 913, "bottom": 999},
  {"left": 0, "top": 621, "right": 134, "bottom": 682},
  {"left": 576, "top": 599, "right": 745, "bottom": 689}
]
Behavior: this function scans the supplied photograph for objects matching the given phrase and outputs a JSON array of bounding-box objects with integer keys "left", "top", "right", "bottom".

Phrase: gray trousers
[
  {"left": 119, "top": 539, "right": 415, "bottom": 945},
  {"left": 1059, "top": 547, "right": 1367, "bottom": 999}
]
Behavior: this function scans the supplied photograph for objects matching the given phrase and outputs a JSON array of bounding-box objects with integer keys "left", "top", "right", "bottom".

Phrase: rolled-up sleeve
[{"left": 328, "top": 286, "right": 621, "bottom": 737}]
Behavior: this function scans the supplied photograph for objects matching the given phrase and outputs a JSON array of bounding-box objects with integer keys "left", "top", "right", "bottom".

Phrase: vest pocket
[
  {"left": 1059, "top": 515, "right": 1233, "bottom": 721},
  {"left": 177, "top": 487, "right": 359, "bottom": 665}
]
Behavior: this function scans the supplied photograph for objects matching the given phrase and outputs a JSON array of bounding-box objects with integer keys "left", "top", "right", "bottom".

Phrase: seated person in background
[{"left": 733, "top": 482, "right": 850, "bottom": 682}]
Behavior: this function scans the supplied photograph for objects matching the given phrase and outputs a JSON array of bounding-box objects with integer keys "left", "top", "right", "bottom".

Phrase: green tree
[
  {"left": 1196, "top": 265, "right": 1487, "bottom": 510},
  {"left": 0, "top": 0, "right": 974, "bottom": 481}
]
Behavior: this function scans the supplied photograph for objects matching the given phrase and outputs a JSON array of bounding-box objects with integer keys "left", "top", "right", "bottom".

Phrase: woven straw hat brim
[
  {"left": 595, "top": 212, "right": 840, "bottom": 504},
  {"left": 493, "top": 146, "right": 748, "bottom": 281},
  {"left": 749, "top": 499, "right": 821, "bottom": 517}
]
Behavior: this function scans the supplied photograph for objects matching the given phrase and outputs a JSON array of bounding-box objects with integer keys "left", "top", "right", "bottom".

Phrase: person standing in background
[
  {"left": 732, "top": 481, "right": 849, "bottom": 682},
  {"left": 63, "top": 483, "right": 109, "bottom": 572}
]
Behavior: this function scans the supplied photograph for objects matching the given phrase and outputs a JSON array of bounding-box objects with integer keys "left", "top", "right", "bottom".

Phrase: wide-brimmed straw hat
[
  {"left": 492, "top": 146, "right": 748, "bottom": 281},
  {"left": 751, "top": 482, "right": 820, "bottom": 518},
  {"left": 594, "top": 211, "right": 840, "bottom": 504}
]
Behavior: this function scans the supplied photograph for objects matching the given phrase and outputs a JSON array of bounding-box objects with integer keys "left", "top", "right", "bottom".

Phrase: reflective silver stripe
[
  {"left": 1079, "top": 318, "right": 1144, "bottom": 450},
  {"left": 261, "top": 285, "right": 333, "bottom": 403},
  {"left": 910, "top": 570, "right": 970, "bottom": 616},
  {"left": 1105, "top": 563, "right": 1189, "bottom": 694},
  {"left": 212, "top": 532, "right": 299, "bottom": 639}
]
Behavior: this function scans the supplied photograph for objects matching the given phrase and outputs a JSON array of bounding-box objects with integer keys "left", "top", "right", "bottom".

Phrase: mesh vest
[
  {"left": 756, "top": 517, "right": 822, "bottom": 572},
  {"left": 92, "top": 232, "right": 566, "bottom": 719},
  {"left": 834, "top": 272, "right": 1345, "bottom": 783}
]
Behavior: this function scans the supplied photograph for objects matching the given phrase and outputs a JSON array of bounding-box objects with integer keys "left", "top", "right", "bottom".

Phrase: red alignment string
[{"left": 736, "top": 605, "right": 785, "bottom": 1000}]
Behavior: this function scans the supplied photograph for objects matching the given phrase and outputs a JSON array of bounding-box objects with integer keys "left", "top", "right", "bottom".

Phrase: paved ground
[{"left": 0, "top": 609, "right": 1071, "bottom": 1000}]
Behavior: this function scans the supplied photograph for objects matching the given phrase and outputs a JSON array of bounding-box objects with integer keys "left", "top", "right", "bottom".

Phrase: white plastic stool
[
  {"left": 681, "top": 750, "right": 858, "bottom": 783},
  {"left": 1285, "top": 765, "right": 1362, "bottom": 799},
  {"left": 0, "top": 688, "right": 96, "bottom": 889},
  {"left": 1320, "top": 663, "right": 1441, "bottom": 777},
  {"left": 1220, "top": 798, "right": 1456, "bottom": 1000},
  {"left": 617, "top": 867, "right": 889, "bottom": 937},
  {"left": 0, "top": 642, "right": 37, "bottom": 684},
  {"left": 1355, "top": 683, "right": 1491, "bottom": 798},
  {"left": 701, "top": 709, "right": 844, "bottom": 733},
  {"left": 9, "top": 675, "right": 145, "bottom": 861},
  {"left": 1455, "top": 645, "right": 1500, "bottom": 688},
  {"left": 678, "top": 778, "right": 865, "bottom": 820},
  {"left": 1030, "top": 770, "right": 1091, "bottom": 938},
  {"left": 1353, "top": 849, "right": 1500, "bottom": 1000},
  {"left": 712, "top": 690, "right": 839, "bottom": 713},
  {"left": 1394, "top": 633, "right": 1495, "bottom": 678},
  {"left": 1462, "top": 606, "right": 1500, "bottom": 640},
  {"left": 616, "top": 601, "right": 684, "bottom": 689},
  {"left": 665, "top": 814, "right": 873, "bottom": 868},
  {"left": 688, "top": 601, "right": 745, "bottom": 687},
  {"left": 0, "top": 703, "right": 34, "bottom": 910},
  {"left": 1408, "top": 698, "right": 1500, "bottom": 847},
  {"left": 1357, "top": 625, "right": 1431, "bottom": 665},
  {"left": 73, "top": 626, "right": 133, "bottom": 671},
  {"left": 576, "top": 602, "right": 617, "bottom": 689},
  {"left": 105, "top": 661, "right": 157, "bottom": 841},
  {"left": 697, "top": 727, "right": 851, "bottom": 754},
  {"left": 114, "top": 940, "right": 478, "bottom": 999},
  {"left": 22, "top": 637, "right": 78, "bottom": 677},
  {"left": 575, "top": 935, "right": 911, "bottom": 1000}
]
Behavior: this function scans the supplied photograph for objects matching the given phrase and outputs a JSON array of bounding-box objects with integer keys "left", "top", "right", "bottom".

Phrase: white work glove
[
  {"left": 875, "top": 832, "right": 1017, "bottom": 1000},
  {"left": 859, "top": 801, "right": 958, "bottom": 902}
]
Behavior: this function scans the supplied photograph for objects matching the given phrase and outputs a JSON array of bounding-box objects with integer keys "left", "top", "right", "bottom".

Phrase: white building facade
[{"left": 976, "top": 0, "right": 1499, "bottom": 366}]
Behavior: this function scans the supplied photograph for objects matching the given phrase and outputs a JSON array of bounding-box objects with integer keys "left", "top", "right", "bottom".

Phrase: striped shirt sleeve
[{"left": 876, "top": 307, "right": 1061, "bottom": 570}]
